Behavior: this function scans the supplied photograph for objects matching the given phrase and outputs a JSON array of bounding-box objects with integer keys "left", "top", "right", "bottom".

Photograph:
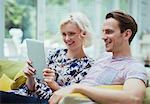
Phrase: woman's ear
[
  {"left": 83, "top": 31, "right": 86, "bottom": 35},
  {"left": 79, "top": 31, "right": 86, "bottom": 39},
  {"left": 81, "top": 31, "right": 86, "bottom": 36}
]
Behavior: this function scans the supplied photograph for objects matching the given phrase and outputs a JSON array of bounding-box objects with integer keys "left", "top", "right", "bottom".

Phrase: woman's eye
[
  {"left": 68, "top": 32, "right": 76, "bottom": 36},
  {"left": 62, "top": 33, "right": 66, "bottom": 36}
]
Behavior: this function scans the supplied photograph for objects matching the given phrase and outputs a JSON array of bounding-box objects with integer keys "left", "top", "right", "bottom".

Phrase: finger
[
  {"left": 49, "top": 93, "right": 62, "bottom": 104},
  {"left": 43, "top": 76, "right": 55, "bottom": 81},
  {"left": 27, "top": 67, "right": 36, "bottom": 75},
  {"left": 49, "top": 95, "right": 56, "bottom": 104},
  {"left": 49, "top": 96, "right": 54, "bottom": 104},
  {"left": 27, "top": 61, "right": 34, "bottom": 68},
  {"left": 23, "top": 67, "right": 35, "bottom": 76},
  {"left": 24, "top": 64, "right": 36, "bottom": 74},
  {"left": 43, "top": 68, "right": 52, "bottom": 72},
  {"left": 58, "top": 98, "right": 63, "bottom": 104},
  {"left": 27, "top": 65, "right": 36, "bottom": 73},
  {"left": 27, "top": 59, "right": 32, "bottom": 64},
  {"left": 43, "top": 68, "right": 55, "bottom": 73},
  {"left": 43, "top": 72, "right": 55, "bottom": 77},
  {"left": 43, "top": 77, "right": 56, "bottom": 84},
  {"left": 43, "top": 78, "right": 53, "bottom": 83}
]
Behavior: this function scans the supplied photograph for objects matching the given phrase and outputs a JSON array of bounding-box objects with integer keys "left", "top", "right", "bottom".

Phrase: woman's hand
[
  {"left": 23, "top": 60, "right": 36, "bottom": 78},
  {"left": 23, "top": 60, "right": 36, "bottom": 91},
  {"left": 43, "top": 68, "right": 60, "bottom": 91}
]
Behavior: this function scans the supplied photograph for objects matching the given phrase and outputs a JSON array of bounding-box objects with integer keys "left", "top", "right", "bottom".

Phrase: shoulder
[
  {"left": 126, "top": 58, "right": 145, "bottom": 71},
  {"left": 46, "top": 48, "right": 67, "bottom": 65},
  {"left": 83, "top": 56, "right": 94, "bottom": 64},
  {"left": 125, "top": 58, "right": 148, "bottom": 86},
  {"left": 76, "top": 53, "right": 94, "bottom": 67},
  {"left": 94, "top": 53, "right": 112, "bottom": 64}
]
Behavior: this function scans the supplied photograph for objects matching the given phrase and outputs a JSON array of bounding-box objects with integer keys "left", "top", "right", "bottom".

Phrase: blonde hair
[{"left": 59, "top": 12, "right": 93, "bottom": 48}]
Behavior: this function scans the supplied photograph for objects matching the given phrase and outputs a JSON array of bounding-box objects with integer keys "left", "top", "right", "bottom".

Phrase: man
[{"left": 49, "top": 11, "right": 148, "bottom": 104}]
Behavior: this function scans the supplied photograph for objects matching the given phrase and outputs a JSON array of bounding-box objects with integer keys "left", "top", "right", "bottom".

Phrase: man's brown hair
[{"left": 105, "top": 11, "right": 138, "bottom": 44}]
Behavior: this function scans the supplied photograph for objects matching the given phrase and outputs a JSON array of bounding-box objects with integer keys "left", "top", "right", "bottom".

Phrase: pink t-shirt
[{"left": 81, "top": 56, "right": 148, "bottom": 86}]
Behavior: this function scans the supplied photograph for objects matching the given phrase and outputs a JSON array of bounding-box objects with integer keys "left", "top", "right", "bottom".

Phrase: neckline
[
  {"left": 111, "top": 56, "right": 132, "bottom": 60},
  {"left": 63, "top": 49, "right": 88, "bottom": 61}
]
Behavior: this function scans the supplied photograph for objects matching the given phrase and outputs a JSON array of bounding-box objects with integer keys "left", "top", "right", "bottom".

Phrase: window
[
  {"left": 2, "top": 0, "right": 143, "bottom": 60},
  {"left": 4, "top": 0, "right": 37, "bottom": 59},
  {"left": 44, "top": 0, "right": 70, "bottom": 52}
]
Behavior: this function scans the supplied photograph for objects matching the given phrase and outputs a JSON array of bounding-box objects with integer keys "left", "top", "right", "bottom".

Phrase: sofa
[
  {"left": 0, "top": 59, "right": 26, "bottom": 91},
  {"left": 0, "top": 59, "right": 150, "bottom": 104}
]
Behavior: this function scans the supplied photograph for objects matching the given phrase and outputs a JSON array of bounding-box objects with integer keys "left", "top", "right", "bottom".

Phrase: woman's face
[{"left": 61, "top": 22, "right": 84, "bottom": 51}]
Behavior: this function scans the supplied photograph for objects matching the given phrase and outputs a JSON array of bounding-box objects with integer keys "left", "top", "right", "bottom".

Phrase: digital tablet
[{"left": 26, "top": 39, "right": 46, "bottom": 79}]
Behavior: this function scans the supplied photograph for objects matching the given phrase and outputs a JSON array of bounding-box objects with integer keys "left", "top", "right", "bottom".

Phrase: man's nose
[{"left": 101, "top": 34, "right": 107, "bottom": 40}]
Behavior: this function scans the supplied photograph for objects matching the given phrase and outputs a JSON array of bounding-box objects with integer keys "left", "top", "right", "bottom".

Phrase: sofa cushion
[
  {"left": 0, "top": 74, "right": 14, "bottom": 91},
  {"left": 0, "top": 60, "right": 25, "bottom": 79},
  {"left": 13, "top": 70, "right": 25, "bottom": 80},
  {"left": 0, "top": 59, "right": 26, "bottom": 91},
  {"left": 11, "top": 75, "right": 27, "bottom": 90}
]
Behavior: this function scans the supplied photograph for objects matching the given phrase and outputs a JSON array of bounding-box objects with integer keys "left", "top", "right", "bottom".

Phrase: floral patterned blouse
[{"left": 15, "top": 49, "right": 94, "bottom": 99}]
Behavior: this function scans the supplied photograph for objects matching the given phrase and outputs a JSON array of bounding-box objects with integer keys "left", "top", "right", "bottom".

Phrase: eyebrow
[{"left": 102, "top": 28, "right": 112, "bottom": 31}]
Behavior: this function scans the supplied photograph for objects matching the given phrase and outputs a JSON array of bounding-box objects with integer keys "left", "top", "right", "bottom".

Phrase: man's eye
[{"left": 105, "top": 30, "right": 114, "bottom": 34}]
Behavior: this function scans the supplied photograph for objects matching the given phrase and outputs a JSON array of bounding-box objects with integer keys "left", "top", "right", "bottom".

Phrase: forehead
[
  {"left": 102, "top": 18, "right": 120, "bottom": 30},
  {"left": 61, "top": 22, "right": 80, "bottom": 31}
]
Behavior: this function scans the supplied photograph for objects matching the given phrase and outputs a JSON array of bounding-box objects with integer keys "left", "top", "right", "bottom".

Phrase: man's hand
[{"left": 49, "top": 85, "right": 78, "bottom": 104}]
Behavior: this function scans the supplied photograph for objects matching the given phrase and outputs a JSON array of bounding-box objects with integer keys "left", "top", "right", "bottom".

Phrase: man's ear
[{"left": 123, "top": 29, "right": 132, "bottom": 41}]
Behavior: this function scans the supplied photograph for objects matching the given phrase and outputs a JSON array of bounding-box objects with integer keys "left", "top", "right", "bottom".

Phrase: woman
[
  {"left": 1, "top": 12, "right": 94, "bottom": 103},
  {"left": 43, "top": 12, "right": 94, "bottom": 91}
]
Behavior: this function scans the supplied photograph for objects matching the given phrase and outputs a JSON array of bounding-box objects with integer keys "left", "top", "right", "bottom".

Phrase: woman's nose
[{"left": 65, "top": 35, "right": 71, "bottom": 40}]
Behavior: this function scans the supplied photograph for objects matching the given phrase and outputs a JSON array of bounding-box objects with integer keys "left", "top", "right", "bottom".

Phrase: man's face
[{"left": 102, "top": 18, "right": 124, "bottom": 53}]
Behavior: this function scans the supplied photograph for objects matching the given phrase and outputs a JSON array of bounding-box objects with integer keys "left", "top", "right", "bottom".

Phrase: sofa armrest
[
  {"left": 59, "top": 85, "right": 122, "bottom": 104},
  {"left": 144, "top": 87, "right": 150, "bottom": 104},
  {"left": 59, "top": 93, "right": 95, "bottom": 104}
]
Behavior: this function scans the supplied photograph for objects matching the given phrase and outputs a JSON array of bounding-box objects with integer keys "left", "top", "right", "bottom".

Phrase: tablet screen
[{"left": 26, "top": 39, "right": 46, "bottom": 79}]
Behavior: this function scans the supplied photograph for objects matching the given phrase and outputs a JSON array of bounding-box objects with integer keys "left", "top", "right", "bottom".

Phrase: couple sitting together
[{"left": 0, "top": 10, "right": 148, "bottom": 104}]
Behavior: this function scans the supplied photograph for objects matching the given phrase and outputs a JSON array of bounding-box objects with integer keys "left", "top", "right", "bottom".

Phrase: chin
[
  {"left": 105, "top": 49, "right": 112, "bottom": 52},
  {"left": 68, "top": 47, "right": 76, "bottom": 51}
]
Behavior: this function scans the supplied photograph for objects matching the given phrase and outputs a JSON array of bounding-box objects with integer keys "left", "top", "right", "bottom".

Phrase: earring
[{"left": 83, "top": 31, "right": 86, "bottom": 35}]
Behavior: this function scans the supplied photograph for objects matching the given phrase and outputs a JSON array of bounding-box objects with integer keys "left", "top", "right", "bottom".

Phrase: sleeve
[
  {"left": 34, "top": 79, "right": 53, "bottom": 100},
  {"left": 126, "top": 63, "right": 148, "bottom": 86}
]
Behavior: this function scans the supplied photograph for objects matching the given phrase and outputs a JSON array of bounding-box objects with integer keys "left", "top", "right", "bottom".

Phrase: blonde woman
[{"left": 0, "top": 12, "right": 94, "bottom": 104}]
